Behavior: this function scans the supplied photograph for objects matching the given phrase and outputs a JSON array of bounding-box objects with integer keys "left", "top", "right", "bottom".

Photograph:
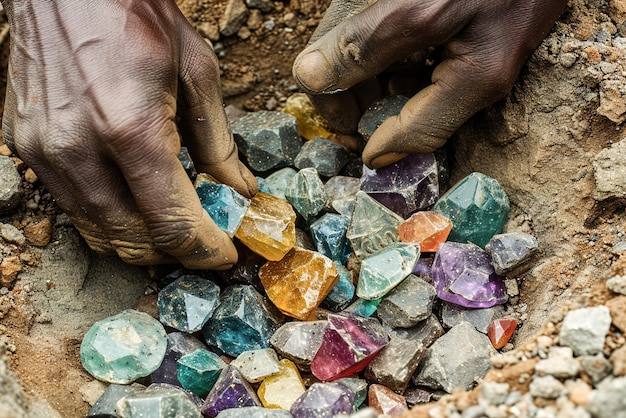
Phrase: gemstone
[
  {"left": 310, "top": 313, "right": 388, "bottom": 381},
  {"left": 255, "top": 176, "right": 273, "bottom": 194},
  {"left": 398, "top": 211, "right": 452, "bottom": 252},
  {"left": 259, "top": 247, "right": 339, "bottom": 320},
  {"left": 151, "top": 333, "right": 207, "bottom": 386},
  {"left": 376, "top": 274, "right": 436, "bottom": 328},
  {"left": 201, "top": 365, "right": 261, "bottom": 418},
  {"left": 115, "top": 387, "right": 201, "bottom": 418},
  {"left": 195, "top": 175, "right": 250, "bottom": 237},
  {"left": 231, "top": 111, "right": 304, "bottom": 172},
  {"left": 321, "top": 264, "right": 355, "bottom": 312},
  {"left": 80, "top": 310, "right": 167, "bottom": 384},
  {"left": 284, "top": 167, "right": 327, "bottom": 222},
  {"left": 257, "top": 359, "right": 307, "bottom": 410},
  {"left": 412, "top": 256, "right": 434, "bottom": 282},
  {"left": 431, "top": 242, "right": 507, "bottom": 308},
  {"left": 147, "top": 383, "right": 203, "bottom": 408},
  {"left": 178, "top": 147, "right": 197, "bottom": 181},
  {"left": 283, "top": 92, "right": 332, "bottom": 140},
  {"left": 214, "top": 407, "right": 293, "bottom": 418},
  {"left": 357, "top": 243, "right": 420, "bottom": 300},
  {"left": 294, "top": 137, "right": 349, "bottom": 178},
  {"left": 290, "top": 382, "right": 355, "bottom": 418},
  {"left": 157, "top": 275, "right": 220, "bottom": 333},
  {"left": 336, "top": 378, "right": 368, "bottom": 408},
  {"left": 270, "top": 321, "right": 326, "bottom": 372},
  {"left": 309, "top": 213, "right": 351, "bottom": 265},
  {"left": 234, "top": 192, "right": 296, "bottom": 261},
  {"left": 346, "top": 191, "right": 403, "bottom": 261},
  {"left": 367, "top": 384, "right": 408, "bottom": 417},
  {"left": 230, "top": 348, "right": 281, "bottom": 383},
  {"left": 177, "top": 349, "right": 227, "bottom": 397},
  {"left": 365, "top": 335, "right": 427, "bottom": 393},
  {"left": 324, "top": 176, "right": 361, "bottom": 217},
  {"left": 202, "top": 285, "right": 284, "bottom": 357},
  {"left": 485, "top": 232, "right": 539, "bottom": 275},
  {"left": 360, "top": 153, "right": 439, "bottom": 218},
  {"left": 487, "top": 318, "right": 519, "bottom": 349},
  {"left": 433, "top": 172, "right": 510, "bottom": 248},
  {"left": 357, "top": 95, "right": 409, "bottom": 143},
  {"left": 88, "top": 384, "right": 145, "bottom": 417},
  {"left": 389, "top": 315, "right": 445, "bottom": 348},
  {"left": 343, "top": 297, "right": 382, "bottom": 318},
  {"left": 264, "top": 167, "right": 297, "bottom": 201}
]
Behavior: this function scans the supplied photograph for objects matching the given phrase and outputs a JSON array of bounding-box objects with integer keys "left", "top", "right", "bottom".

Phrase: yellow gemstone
[
  {"left": 398, "top": 211, "right": 452, "bottom": 252},
  {"left": 257, "top": 359, "right": 306, "bottom": 410},
  {"left": 283, "top": 93, "right": 332, "bottom": 140},
  {"left": 235, "top": 192, "right": 296, "bottom": 261}
]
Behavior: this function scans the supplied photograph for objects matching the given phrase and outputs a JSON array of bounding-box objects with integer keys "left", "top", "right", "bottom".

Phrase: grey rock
[
  {"left": 606, "top": 275, "right": 626, "bottom": 296},
  {"left": 390, "top": 314, "right": 445, "bottom": 347},
  {"left": 376, "top": 275, "right": 436, "bottom": 328},
  {"left": 587, "top": 376, "right": 626, "bottom": 418},
  {"left": 219, "top": 0, "right": 249, "bottom": 37},
  {"left": 216, "top": 406, "right": 293, "bottom": 418},
  {"left": 528, "top": 375, "right": 566, "bottom": 399},
  {"left": 0, "top": 223, "right": 25, "bottom": 246},
  {"left": 270, "top": 320, "right": 326, "bottom": 372},
  {"left": 580, "top": 353, "right": 612, "bottom": 385},
  {"left": 245, "top": 0, "right": 274, "bottom": 12},
  {"left": 461, "top": 405, "right": 486, "bottom": 418},
  {"left": 88, "top": 384, "right": 145, "bottom": 417},
  {"left": 559, "top": 306, "right": 611, "bottom": 356},
  {"left": 294, "top": 137, "right": 349, "bottom": 178},
  {"left": 535, "top": 347, "right": 580, "bottom": 379},
  {"left": 485, "top": 232, "right": 539, "bottom": 275},
  {"left": 345, "top": 408, "right": 379, "bottom": 418},
  {"left": 441, "top": 302, "right": 505, "bottom": 334},
  {"left": 358, "top": 95, "right": 409, "bottom": 142},
  {"left": 479, "top": 381, "right": 510, "bottom": 406},
  {"left": 0, "top": 156, "right": 22, "bottom": 215}
]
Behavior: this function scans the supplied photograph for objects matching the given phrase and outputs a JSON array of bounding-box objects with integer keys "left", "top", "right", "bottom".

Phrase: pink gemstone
[{"left": 398, "top": 211, "right": 452, "bottom": 252}]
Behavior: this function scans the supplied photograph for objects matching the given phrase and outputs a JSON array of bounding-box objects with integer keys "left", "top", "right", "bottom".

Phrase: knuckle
[{"left": 146, "top": 210, "right": 205, "bottom": 254}]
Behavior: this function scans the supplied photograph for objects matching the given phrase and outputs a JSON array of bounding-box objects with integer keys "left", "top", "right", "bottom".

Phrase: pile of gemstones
[{"left": 80, "top": 94, "right": 539, "bottom": 418}]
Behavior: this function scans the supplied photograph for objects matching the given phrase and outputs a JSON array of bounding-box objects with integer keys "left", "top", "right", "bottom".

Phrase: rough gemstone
[
  {"left": 321, "top": 264, "right": 355, "bottom": 312},
  {"left": 230, "top": 348, "right": 281, "bottom": 383},
  {"left": 433, "top": 172, "right": 510, "bottom": 248},
  {"left": 259, "top": 247, "right": 339, "bottom": 320},
  {"left": 151, "top": 333, "right": 207, "bottom": 386},
  {"left": 357, "top": 95, "right": 409, "bottom": 142},
  {"left": 147, "top": 383, "right": 203, "bottom": 408},
  {"left": 283, "top": 92, "right": 332, "bottom": 140},
  {"left": 398, "top": 211, "right": 452, "bottom": 252},
  {"left": 88, "top": 384, "right": 145, "bottom": 417},
  {"left": 202, "top": 285, "right": 284, "bottom": 357},
  {"left": 115, "top": 387, "right": 201, "bottom": 418},
  {"left": 310, "top": 213, "right": 351, "bottom": 265},
  {"left": 234, "top": 192, "right": 296, "bottom": 261},
  {"left": 290, "top": 382, "right": 355, "bottom": 418},
  {"left": 284, "top": 168, "right": 327, "bottom": 222},
  {"left": 487, "top": 318, "right": 519, "bottom": 349},
  {"left": 311, "top": 313, "right": 388, "bottom": 381},
  {"left": 177, "top": 349, "right": 227, "bottom": 397},
  {"left": 360, "top": 153, "right": 439, "bottom": 218},
  {"left": 270, "top": 321, "right": 326, "bottom": 372},
  {"left": 357, "top": 243, "right": 420, "bottom": 300},
  {"left": 324, "top": 175, "right": 361, "bottom": 217},
  {"left": 264, "top": 167, "right": 297, "bottom": 201},
  {"left": 257, "top": 359, "right": 307, "bottom": 410},
  {"left": 202, "top": 365, "right": 261, "bottom": 418},
  {"left": 336, "top": 378, "right": 368, "bottom": 408},
  {"left": 367, "top": 384, "right": 408, "bottom": 417},
  {"left": 214, "top": 407, "right": 293, "bottom": 418},
  {"left": 485, "top": 232, "right": 539, "bottom": 275},
  {"left": 157, "top": 275, "right": 220, "bottom": 333},
  {"left": 343, "top": 298, "right": 382, "bottom": 318},
  {"left": 431, "top": 242, "right": 507, "bottom": 308},
  {"left": 412, "top": 256, "right": 434, "bottom": 282},
  {"left": 255, "top": 176, "right": 273, "bottom": 194},
  {"left": 376, "top": 274, "right": 436, "bottom": 328},
  {"left": 389, "top": 315, "right": 445, "bottom": 349},
  {"left": 294, "top": 137, "right": 349, "bottom": 177},
  {"left": 80, "top": 309, "right": 167, "bottom": 384},
  {"left": 347, "top": 191, "right": 403, "bottom": 261},
  {"left": 441, "top": 302, "right": 505, "bottom": 334},
  {"left": 231, "top": 111, "right": 304, "bottom": 172},
  {"left": 195, "top": 176, "right": 250, "bottom": 237}
]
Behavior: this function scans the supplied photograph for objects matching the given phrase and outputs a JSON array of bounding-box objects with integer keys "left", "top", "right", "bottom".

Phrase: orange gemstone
[
  {"left": 397, "top": 211, "right": 452, "bottom": 252},
  {"left": 488, "top": 318, "right": 518, "bottom": 349},
  {"left": 367, "top": 384, "right": 408, "bottom": 416}
]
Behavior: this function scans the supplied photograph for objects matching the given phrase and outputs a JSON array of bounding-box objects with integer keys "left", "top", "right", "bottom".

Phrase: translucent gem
[
  {"left": 310, "top": 213, "right": 351, "bottom": 265},
  {"left": 376, "top": 274, "right": 436, "bottom": 328},
  {"left": 178, "top": 147, "right": 197, "bottom": 181},
  {"left": 488, "top": 318, "right": 518, "bottom": 349},
  {"left": 152, "top": 333, "right": 207, "bottom": 386},
  {"left": 335, "top": 378, "right": 368, "bottom": 408},
  {"left": 290, "top": 382, "right": 355, "bottom": 418},
  {"left": 324, "top": 175, "right": 361, "bottom": 217},
  {"left": 88, "top": 384, "right": 145, "bottom": 417},
  {"left": 485, "top": 232, "right": 539, "bottom": 275},
  {"left": 283, "top": 92, "right": 332, "bottom": 140},
  {"left": 347, "top": 191, "right": 403, "bottom": 260},
  {"left": 256, "top": 176, "right": 273, "bottom": 194},
  {"left": 360, "top": 153, "right": 439, "bottom": 218},
  {"left": 367, "top": 384, "right": 408, "bottom": 417},
  {"left": 365, "top": 335, "right": 427, "bottom": 393},
  {"left": 177, "top": 349, "right": 227, "bottom": 397},
  {"left": 433, "top": 172, "right": 510, "bottom": 248},
  {"left": 147, "top": 383, "right": 203, "bottom": 408},
  {"left": 343, "top": 297, "right": 382, "bottom": 318},
  {"left": 264, "top": 167, "right": 297, "bottom": 201},
  {"left": 202, "top": 285, "right": 284, "bottom": 357},
  {"left": 230, "top": 348, "right": 281, "bottom": 383},
  {"left": 195, "top": 175, "right": 250, "bottom": 237},
  {"left": 259, "top": 247, "right": 339, "bottom": 320},
  {"left": 357, "top": 243, "right": 420, "bottom": 300},
  {"left": 321, "top": 264, "right": 356, "bottom": 312},
  {"left": 294, "top": 137, "right": 349, "bottom": 177},
  {"left": 432, "top": 242, "right": 508, "bottom": 308},
  {"left": 201, "top": 365, "right": 261, "bottom": 418},
  {"left": 398, "top": 211, "right": 452, "bottom": 252},
  {"left": 80, "top": 310, "right": 167, "bottom": 384},
  {"left": 284, "top": 168, "right": 327, "bottom": 222},
  {"left": 358, "top": 95, "right": 409, "bottom": 142},
  {"left": 257, "top": 359, "right": 306, "bottom": 410},
  {"left": 231, "top": 111, "right": 304, "bottom": 172},
  {"left": 157, "top": 275, "right": 220, "bottom": 333},
  {"left": 270, "top": 321, "right": 326, "bottom": 372},
  {"left": 115, "top": 387, "right": 201, "bottom": 418},
  {"left": 311, "top": 313, "right": 388, "bottom": 381},
  {"left": 234, "top": 192, "right": 296, "bottom": 261}
]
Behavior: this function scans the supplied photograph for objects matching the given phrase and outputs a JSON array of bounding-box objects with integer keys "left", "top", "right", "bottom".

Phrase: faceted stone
[
  {"left": 202, "top": 365, "right": 262, "bottom": 417},
  {"left": 177, "top": 349, "right": 227, "bottom": 397},
  {"left": 230, "top": 348, "right": 281, "bottom": 383},
  {"left": 310, "top": 213, "right": 351, "bottom": 265},
  {"left": 367, "top": 384, "right": 408, "bottom": 417},
  {"left": 234, "top": 192, "right": 297, "bottom": 261},
  {"left": 231, "top": 111, "right": 304, "bottom": 172},
  {"left": 360, "top": 153, "right": 439, "bottom": 218},
  {"left": 157, "top": 275, "right": 220, "bottom": 333},
  {"left": 284, "top": 168, "right": 327, "bottom": 222},
  {"left": 336, "top": 378, "right": 368, "bottom": 408},
  {"left": 195, "top": 176, "right": 250, "bottom": 237},
  {"left": 321, "top": 264, "right": 355, "bottom": 312},
  {"left": 324, "top": 175, "right": 361, "bottom": 217},
  {"left": 441, "top": 302, "right": 505, "bottom": 334},
  {"left": 358, "top": 95, "right": 409, "bottom": 142},
  {"left": 311, "top": 313, "right": 389, "bottom": 381},
  {"left": 283, "top": 92, "right": 332, "bottom": 140},
  {"left": 290, "top": 382, "right": 355, "bottom": 418},
  {"left": 487, "top": 318, "right": 518, "bottom": 349},
  {"left": 256, "top": 176, "right": 273, "bottom": 194},
  {"left": 264, "top": 167, "right": 297, "bottom": 201},
  {"left": 257, "top": 359, "right": 307, "bottom": 410},
  {"left": 389, "top": 314, "right": 445, "bottom": 348},
  {"left": 376, "top": 275, "right": 436, "bottom": 328},
  {"left": 485, "top": 232, "right": 540, "bottom": 275},
  {"left": 270, "top": 321, "right": 326, "bottom": 372},
  {"left": 431, "top": 242, "right": 507, "bottom": 308},
  {"left": 152, "top": 333, "right": 207, "bottom": 386},
  {"left": 0, "top": 156, "right": 22, "bottom": 215},
  {"left": 88, "top": 384, "right": 146, "bottom": 417},
  {"left": 80, "top": 310, "right": 167, "bottom": 384},
  {"left": 433, "top": 172, "right": 510, "bottom": 248},
  {"left": 178, "top": 147, "right": 197, "bottom": 181},
  {"left": 559, "top": 306, "right": 612, "bottom": 356},
  {"left": 116, "top": 387, "right": 201, "bottom": 418},
  {"left": 398, "top": 211, "right": 452, "bottom": 252},
  {"left": 202, "top": 285, "right": 284, "bottom": 357},
  {"left": 215, "top": 407, "right": 293, "bottom": 418},
  {"left": 357, "top": 243, "right": 420, "bottom": 300},
  {"left": 347, "top": 191, "right": 403, "bottom": 261},
  {"left": 215, "top": 242, "right": 265, "bottom": 293},
  {"left": 294, "top": 137, "right": 349, "bottom": 178},
  {"left": 343, "top": 298, "right": 382, "bottom": 318},
  {"left": 147, "top": 383, "right": 203, "bottom": 408}
]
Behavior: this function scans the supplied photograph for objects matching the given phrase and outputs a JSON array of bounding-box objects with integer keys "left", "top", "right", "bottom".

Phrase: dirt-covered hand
[
  {"left": 293, "top": 0, "right": 568, "bottom": 168},
  {"left": 1, "top": 0, "right": 257, "bottom": 269}
]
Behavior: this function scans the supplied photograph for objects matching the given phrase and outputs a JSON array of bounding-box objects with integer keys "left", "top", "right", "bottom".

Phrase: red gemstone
[{"left": 488, "top": 318, "right": 518, "bottom": 349}]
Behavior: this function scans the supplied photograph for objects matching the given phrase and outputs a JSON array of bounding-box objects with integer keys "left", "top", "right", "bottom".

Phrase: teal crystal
[
  {"left": 433, "top": 172, "right": 510, "bottom": 248},
  {"left": 294, "top": 137, "right": 349, "bottom": 177},
  {"left": 80, "top": 310, "right": 167, "bottom": 384},
  {"left": 264, "top": 167, "right": 297, "bottom": 201},
  {"left": 195, "top": 178, "right": 250, "bottom": 237},
  {"left": 284, "top": 168, "right": 327, "bottom": 222},
  {"left": 321, "top": 264, "right": 355, "bottom": 311},
  {"left": 177, "top": 349, "right": 227, "bottom": 397},
  {"left": 310, "top": 213, "right": 351, "bottom": 265},
  {"left": 357, "top": 243, "right": 420, "bottom": 300},
  {"left": 343, "top": 297, "right": 382, "bottom": 317},
  {"left": 116, "top": 387, "right": 201, "bottom": 418},
  {"left": 347, "top": 191, "right": 403, "bottom": 260},
  {"left": 255, "top": 176, "right": 273, "bottom": 194},
  {"left": 157, "top": 275, "right": 220, "bottom": 333}
]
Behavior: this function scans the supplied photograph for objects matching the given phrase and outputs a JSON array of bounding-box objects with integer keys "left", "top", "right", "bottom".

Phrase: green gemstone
[
  {"left": 284, "top": 167, "right": 327, "bottom": 222},
  {"left": 357, "top": 243, "right": 420, "bottom": 300},
  {"left": 177, "top": 349, "right": 227, "bottom": 397}
]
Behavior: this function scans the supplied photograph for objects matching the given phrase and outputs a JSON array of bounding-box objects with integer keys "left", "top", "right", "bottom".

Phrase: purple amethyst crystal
[
  {"left": 201, "top": 365, "right": 261, "bottom": 417},
  {"left": 290, "top": 382, "right": 355, "bottom": 418}
]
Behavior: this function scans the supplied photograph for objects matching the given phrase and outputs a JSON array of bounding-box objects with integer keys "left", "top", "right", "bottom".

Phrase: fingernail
[
  {"left": 294, "top": 50, "right": 337, "bottom": 93},
  {"left": 369, "top": 152, "right": 409, "bottom": 169}
]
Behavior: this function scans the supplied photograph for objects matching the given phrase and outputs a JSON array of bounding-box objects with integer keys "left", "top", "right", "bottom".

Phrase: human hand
[
  {"left": 293, "top": 0, "right": 568, "bottom": 168},
  {"left": 1, "top": 0, "right": 257, "bottom": 269}
]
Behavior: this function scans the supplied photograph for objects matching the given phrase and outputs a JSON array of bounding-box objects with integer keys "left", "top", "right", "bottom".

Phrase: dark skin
[{"left": 1, "top": 0, "right": 567, "bottom": 267}]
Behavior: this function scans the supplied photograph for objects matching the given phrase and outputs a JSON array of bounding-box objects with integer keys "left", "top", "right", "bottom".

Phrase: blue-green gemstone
[
  {"left": 357, "top": 243, "right": 420, "bottom": 300},
  {"left": 196, "top": 179, "right": 250, "bottom": 237},
  {"left": 177, "top": 349, "right": 227, "bottom": 397},
  {"left": 343, "top": 298, "right": 382, "bottom": 317},
  {"left": 310, "top": 213, "right": 351, "bottom": 265},
  {"left": 335, "top": 378, "right": 368, "bottom": 408},
  {"left": 284, "top": 168, "right": 327, "bottom": 222},
  {"left": 256, "top": 176, "right": 273, "bottom": 194},
  {"left": 321, "top": 264, "right": 355, "bottom": 311},
  {"left": 264, "top": 167, "right": 297, "bottom": 201}
]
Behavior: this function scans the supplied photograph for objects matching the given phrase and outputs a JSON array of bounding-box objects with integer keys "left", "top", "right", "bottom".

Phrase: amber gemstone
[
  {"left": 487, "top": 318, "right": 518, "bottom": 349},
  {"left": 398, "top": 211, "right": 452, "bottom": 252}
]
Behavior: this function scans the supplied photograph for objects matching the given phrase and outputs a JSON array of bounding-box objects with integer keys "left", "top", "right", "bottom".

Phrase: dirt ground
[{"left": 0, "top": 0, "right": 625, "bottom": 417}]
